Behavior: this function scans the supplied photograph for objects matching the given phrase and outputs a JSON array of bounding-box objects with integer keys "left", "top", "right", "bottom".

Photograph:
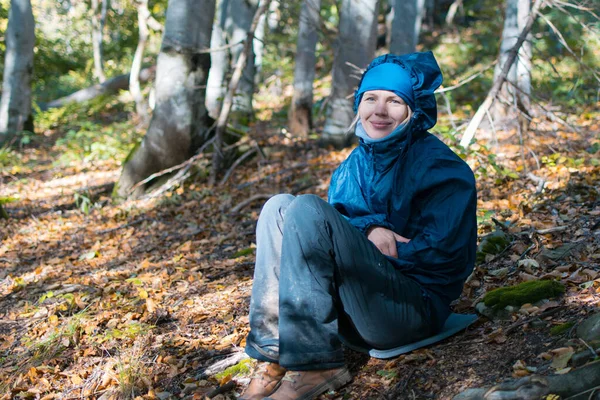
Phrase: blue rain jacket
[{"left": 328, "top": 52, "right": 477, "bottom": 326}]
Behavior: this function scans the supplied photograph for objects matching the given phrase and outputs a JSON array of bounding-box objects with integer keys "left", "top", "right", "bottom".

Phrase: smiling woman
[{"left": 240, "top": 51, "right": 478, "bottom": 400}]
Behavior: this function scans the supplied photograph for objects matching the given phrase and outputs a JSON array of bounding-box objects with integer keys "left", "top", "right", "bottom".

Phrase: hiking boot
[
  {"left": 239, "top": 362, "right": 287, "bottom": 400},
  {"left": 263, "top": 367, "right": 352, "bottom": 400}
]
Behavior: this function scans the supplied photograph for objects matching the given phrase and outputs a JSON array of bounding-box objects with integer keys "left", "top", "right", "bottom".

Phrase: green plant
[
  {"left": 23, "top": 311, "right": 87, "bottom": 363},
  {"left": 74, "top": 192, "right": 93, "bottom": 215}
]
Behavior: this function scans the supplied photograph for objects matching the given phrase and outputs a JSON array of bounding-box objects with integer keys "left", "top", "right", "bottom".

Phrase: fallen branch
[
  {"left": 230, "top": 193, "right": 273, "bottom": 214},
  {"left": 207, "top": 381, "right": 237, "bottom": 398},
  {"left": 129, "top": 135, "right": 215, "bottom": 195},
  {"left": 39, "top": 67, "right": 156, "bottom": 111},
  {"left": 220, "top": 148, "right": 258, "bottom": 185},
  {"left": 459, "top": 0, "right": 545, "bottom": 148}
]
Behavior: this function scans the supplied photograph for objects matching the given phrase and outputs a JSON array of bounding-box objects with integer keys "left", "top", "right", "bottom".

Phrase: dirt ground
[{"left": 1, "top": 115, "right": 599, "bottom": 399}]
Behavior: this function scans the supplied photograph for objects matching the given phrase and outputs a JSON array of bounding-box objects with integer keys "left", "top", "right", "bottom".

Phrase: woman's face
[{"left": 358, "top": 90, "right": 411, "bottom": 139}]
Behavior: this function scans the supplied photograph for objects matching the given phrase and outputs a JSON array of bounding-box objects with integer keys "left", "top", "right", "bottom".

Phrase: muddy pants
[{"left": 245, "top": 194, "right": 437, "bottom": 370}]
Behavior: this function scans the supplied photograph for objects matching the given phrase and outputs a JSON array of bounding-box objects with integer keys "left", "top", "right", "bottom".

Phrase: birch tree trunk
[
  {"left": 288, "top": 0, "right": 321, "bottom": 136},
  {"left": 116, "top": 0, "right": 216, "bottom": 199},
  {"left": 0, "top": 0, "right": 35, "bottom": 146},
  {"left": 491, "top": 0, "right": 532, "bottom": 122},
  {"left": 130, "top": 0, "right": 151, "bottom": 124},
  {"left": 91, "top": 0, "right": 108, "bottom": 83},
  {"left": 322, "top": 0, "right": 380, "bottom": 147},
  {"left": 205, "top": 0, "right": 261, "bottom": 119},
  {"left": 389, "top": 0, "right": 425, "bottom": 55},
  {"left": 206, "top": 0, "right": 230, "bottom": 119}
]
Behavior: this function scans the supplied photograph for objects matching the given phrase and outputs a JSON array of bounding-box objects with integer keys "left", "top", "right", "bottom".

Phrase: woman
[{"left": 240, "top": 51, "right": 477, "bottom": 400}]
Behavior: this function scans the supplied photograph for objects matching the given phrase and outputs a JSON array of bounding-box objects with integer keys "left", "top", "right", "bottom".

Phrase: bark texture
[
  {"left": 454, "top": 361, "right": 600, "bottom": 400},
  {"left": 116, "top": 0, "right": 216, "bottom": 199},
  {"left": 130, "top": 0, "right": 151, "bottom": 124},
  {"left": 205, "top": 0, "right": 261, "bottom": 119},
  {"left": 322, "top": 0, "right": 380, "bottom": 147},
  {"left": 91, "top": 0, "right": 108, "bottom": 83},
  {"left": 0, "top": 0, "right": 35, "bottom": 146},
  {"left": 288, "top": 0, "right": 321, "bottom": 136},
  {"left": 389, "top": 0, "right": 425, "bottom": 55}
]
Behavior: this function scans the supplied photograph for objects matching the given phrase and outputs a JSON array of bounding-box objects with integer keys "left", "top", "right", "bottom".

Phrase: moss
[
  {"left": 550, "top": 322, "right": 574, "bottom": 336},
  {"left": 476, "top": 229, "right": 511, "bottom": 264},
  {"left": 214, "top": 358, "right": 253, "bottom": 380},
  {"left": 484, "top": 280, "right": 565, "bottom": 310}
]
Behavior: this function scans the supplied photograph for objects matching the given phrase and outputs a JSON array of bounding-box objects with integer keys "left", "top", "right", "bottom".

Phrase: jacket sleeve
[
  {"left": 328, "top": 163, "right": 395, "bottom": 235},
  {"left": 393, "top": 155, "right": 477, "bottom": 279}
]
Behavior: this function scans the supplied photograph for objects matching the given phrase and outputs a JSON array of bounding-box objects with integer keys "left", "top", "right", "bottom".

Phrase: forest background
[{"left": 0, "top": 0, "right": 599, "bottom": 399}]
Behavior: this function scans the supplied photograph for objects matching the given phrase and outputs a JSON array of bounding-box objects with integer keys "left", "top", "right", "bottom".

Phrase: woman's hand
[{"left": 367, "top": 226, "right": 410, "bottom": 258}]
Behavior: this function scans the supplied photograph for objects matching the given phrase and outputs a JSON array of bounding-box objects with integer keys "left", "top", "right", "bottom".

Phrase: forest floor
[{"left": 1, "top": 106, "right": 599, "bottom": 399}]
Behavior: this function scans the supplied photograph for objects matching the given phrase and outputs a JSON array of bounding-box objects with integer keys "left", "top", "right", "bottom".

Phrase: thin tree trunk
[
  {"left": 206, "top": 0, "right": 230, "bottom": 118},
  {"left": 288, "top": 0, "right": 321, "bottom": 136},
  {"left": 225, "top": 0, "right": 260, "bottom": 117},
  {"left": 0, "top": 0, "right": 35, "bottom": 146},
  {"left": 446, "top": 0, "right": 463, "bottom": 26},
  {"left": 116, "top": 0, "right": 216, "bottom": 199},
  {"left": 130, "top": 0, "right": 150, "bottom": 124},
  {"left": 460, "top": 0, "right": 543, "bottom": 148},
  {"left": 91, "top": 0, "right": 108, "bottom": 83},
  {"left": 491, "top": 0, "right": 532, "bottom": 122},
  {"left": 389, "top": 0, "right": 425, "bottom": 55},
  {"left": 516, "top": 0, "right": 532, "bottom": 114},
  {"left": 210, "top": 0, "right": 271, "bottom": 185},
  {"left": 322, "top": 0, "right": 380, "bottom": 147}
]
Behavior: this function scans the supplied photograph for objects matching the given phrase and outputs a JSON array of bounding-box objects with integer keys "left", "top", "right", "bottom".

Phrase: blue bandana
[{"left": 355, "top": 63, "right": 415, "bottom": 111}]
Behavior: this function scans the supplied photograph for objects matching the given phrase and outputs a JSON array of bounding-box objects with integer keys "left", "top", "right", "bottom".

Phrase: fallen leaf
[{"left": 550, "top": 347, "right": 574, "bottom": 370}]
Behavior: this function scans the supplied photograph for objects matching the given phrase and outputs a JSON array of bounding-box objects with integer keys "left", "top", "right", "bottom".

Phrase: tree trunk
[
  {"left": 389, "top": 0, "right": 425, "bottom": 55},
  {"left": 91, "top": 0, "right": 108, "bottom": 83},
  {"left": 130, "top": 0, "right": 151, "bottom": 124},
  {"left": 115, "top": 0, "right": 216, "bottom": 199},
  {"left": 205, "top": 0, "right": 261, "bottom": 120},
  {"left": 206, "top": 0, "right": 230, "bottom": 119},
  {"left": 288, "top": 0, "right": 321, "bottom": 136},
  {"left": 454, "top": 361, "right": 600, "bottom": 400},
  {"left": 0, "top": 0, "right": 35, "bottom": 147},
  {"left": 491, "top": 0, "right": 532, "bottom": 123},
  {"left": 322, "top": 0, "right": 380, "bottom": 147}
]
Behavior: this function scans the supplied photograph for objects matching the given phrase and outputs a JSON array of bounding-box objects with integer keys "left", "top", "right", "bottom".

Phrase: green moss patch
[
  {"left": 484, "top": 280, "right": 565, "bottom": 310},
  {"left": 550, "top": 322, "right": 574, "bottom": 336},
  {"left": 214, "top": 358, "right": 253, "bottom": 380}
]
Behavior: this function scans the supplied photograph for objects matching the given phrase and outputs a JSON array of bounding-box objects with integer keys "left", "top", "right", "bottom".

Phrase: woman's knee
[
  {"left": 259, "top": 194, "right": 295, "bottom": 220},
  {"left": 287, "top": 194, "right": 329, "bottom": 217},
  {"left": 284, "top": 194, "right": 340, "bottom": 231}
]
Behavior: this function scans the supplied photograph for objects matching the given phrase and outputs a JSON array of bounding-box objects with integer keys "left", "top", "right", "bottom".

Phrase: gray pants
[{"left": 245, "top": 194, "right": 435, "bottom": 370}]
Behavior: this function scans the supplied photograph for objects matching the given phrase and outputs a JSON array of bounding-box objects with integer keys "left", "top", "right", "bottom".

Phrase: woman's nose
[{"left": 374, "top": 100, "right": 388, "bottom": 115}]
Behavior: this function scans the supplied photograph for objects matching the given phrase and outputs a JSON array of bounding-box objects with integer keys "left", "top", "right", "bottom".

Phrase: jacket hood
[{"left": 354, "top": 51, "right": 443, "bottom": 132}]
